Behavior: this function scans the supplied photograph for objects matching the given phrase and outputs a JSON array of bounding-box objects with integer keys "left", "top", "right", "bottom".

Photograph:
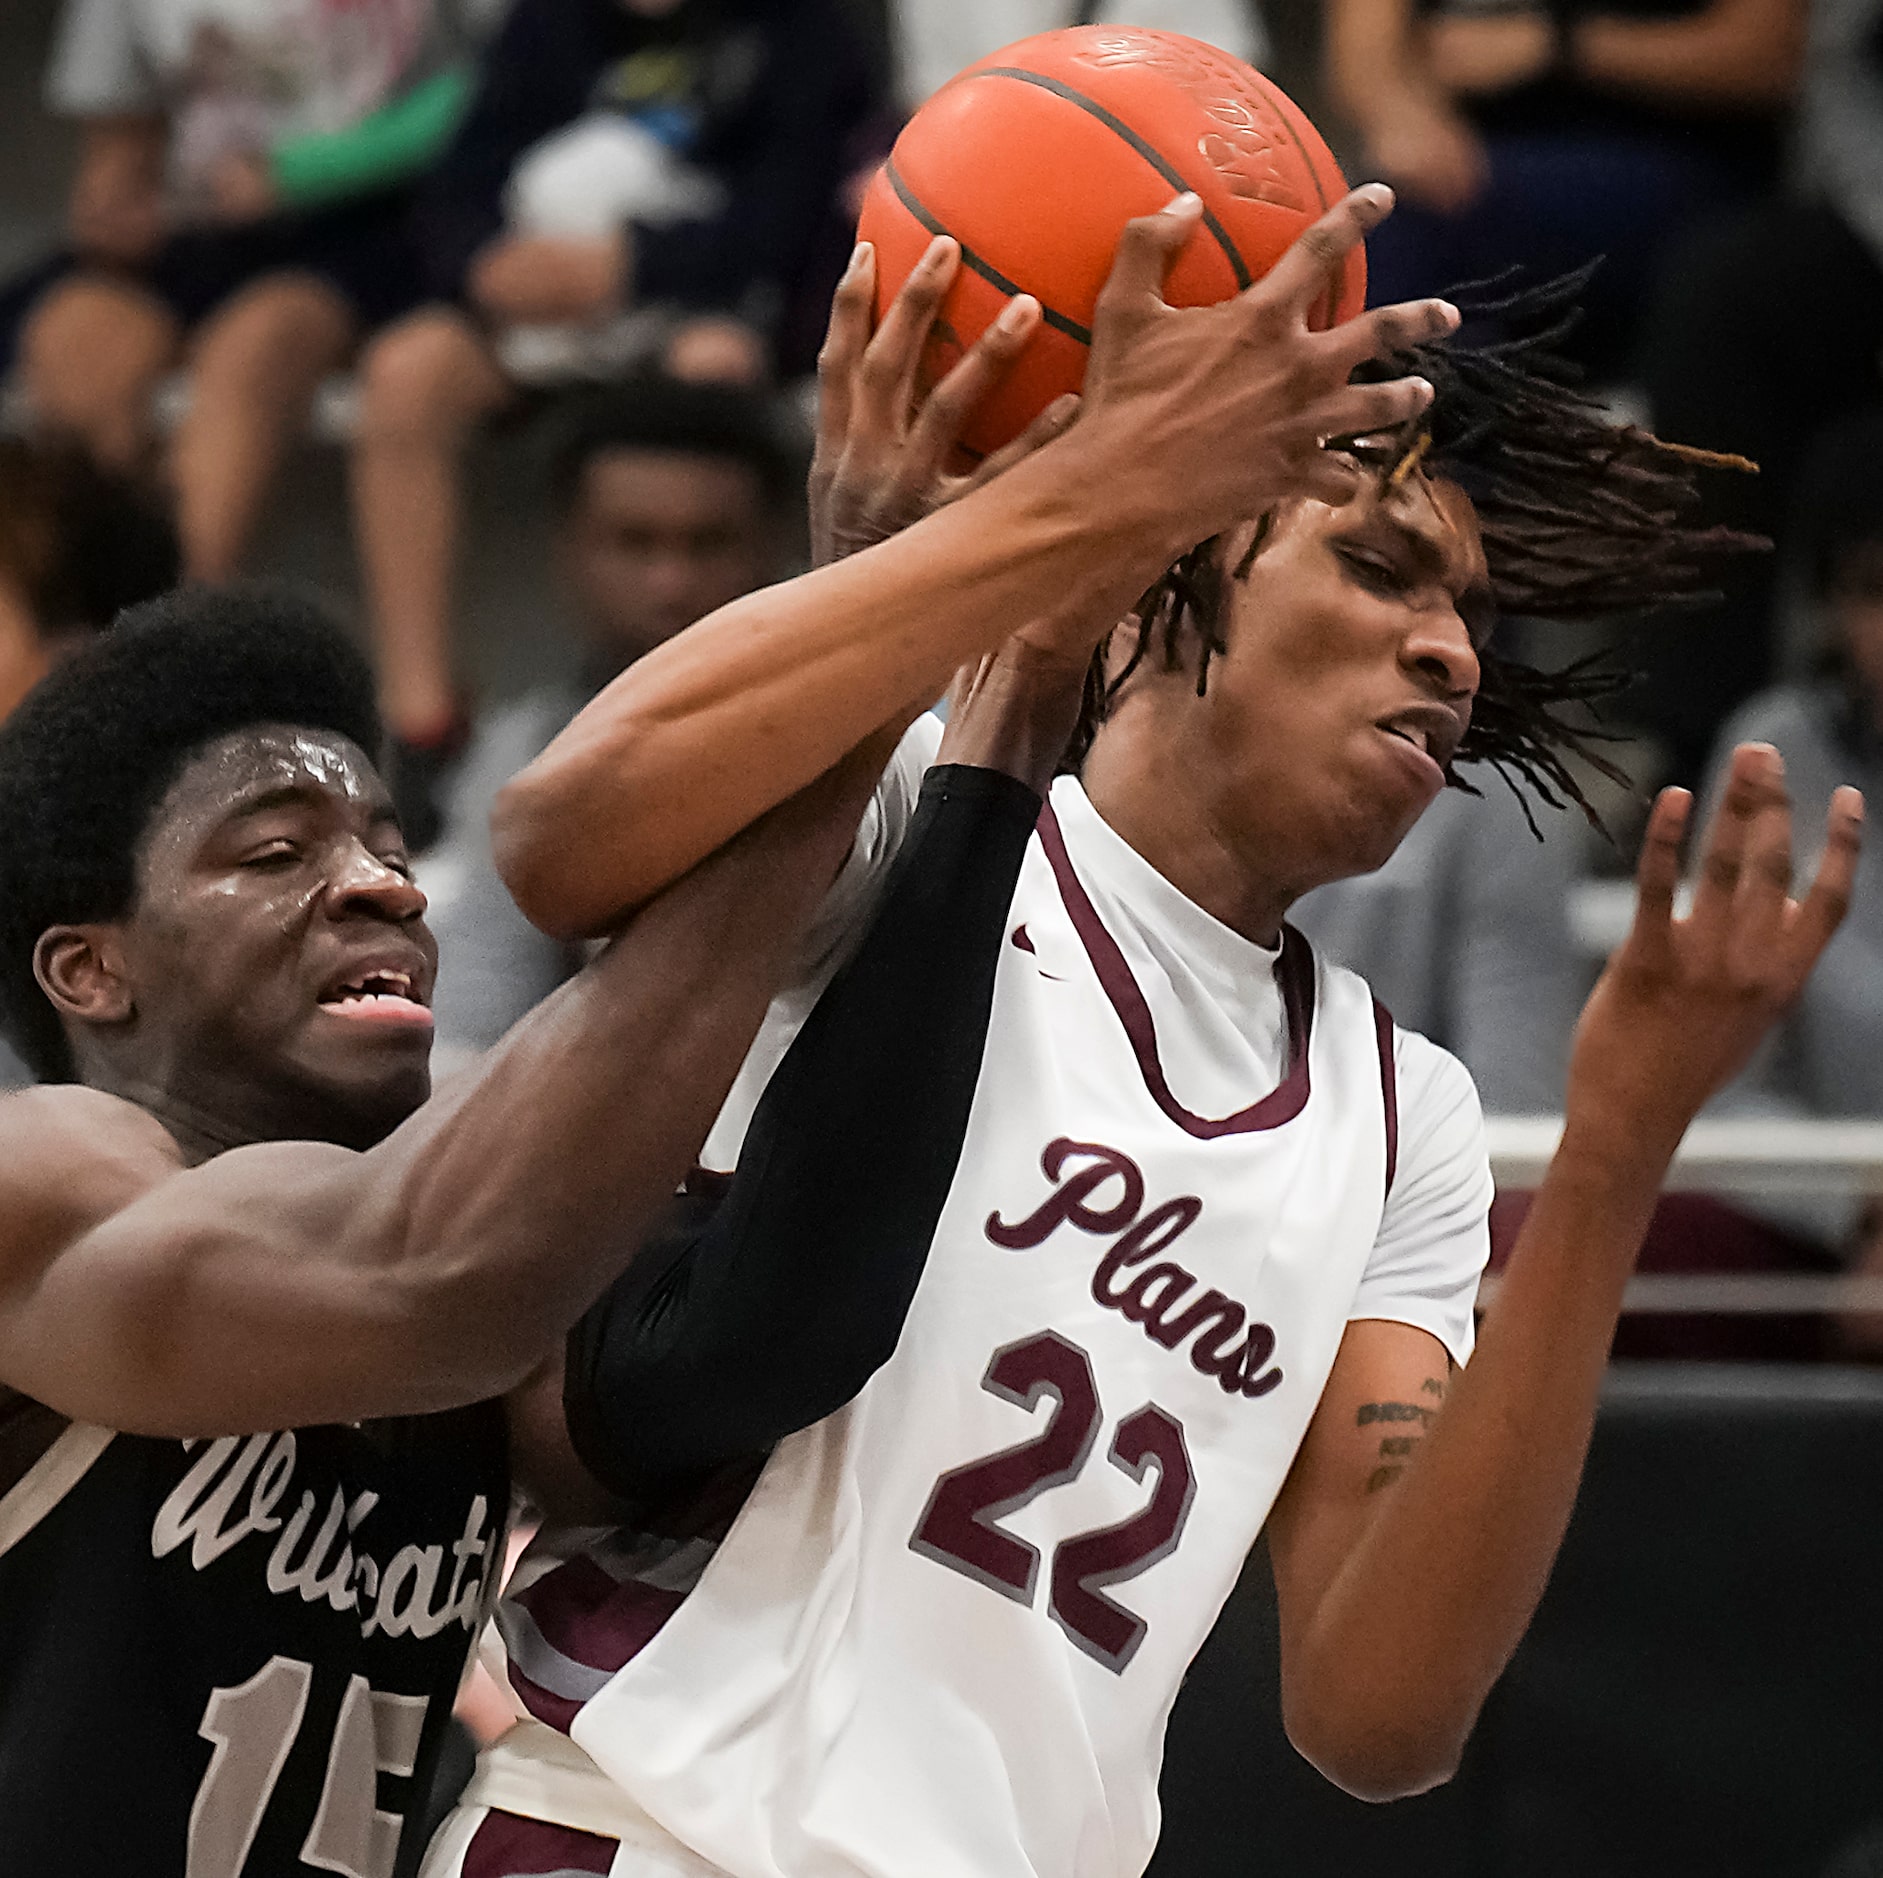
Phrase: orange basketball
[{"left": 857, "top": 27, "right": 1365, "bottom": 461}]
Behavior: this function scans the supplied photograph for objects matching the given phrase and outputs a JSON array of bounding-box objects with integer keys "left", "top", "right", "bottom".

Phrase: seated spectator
[
  {"left": 1628, "top": 0, "right": 1883, "bottom": 784},
  {"left": 0, "top": 433, "right": 179, "bottom": 1087},
  {"left": 15, "top": 0, "right": 483, "bottom": 584},
  {"left": 1698, "top": 409, "right": 1883, "bottom": 1127},
  {"left": 1326, "top": 0, "right": 1804, "bottom": 377},
  {"left": 423, "top": 374, "right": 798, "bottom": 1058},
  {"left": 1691, "top": 408, "right": 1883, "bottom": 1348},
  {"left": 890, "top": 2, "right": 1267, "bottom": 110},
  {"left": 351, "top": 0, "right": 876, "bottom": 841},
  {"left": 1291, "top": 772, "right": 1586, "bottom": 1114}
]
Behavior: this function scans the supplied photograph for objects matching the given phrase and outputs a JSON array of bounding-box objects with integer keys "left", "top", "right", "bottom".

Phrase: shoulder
[
  {"left": 0, "top": 1087, "right": 182, "bottom": 1275},
  {"left": 1355, "top": 1028, "right": 1490, "bottom": 1363},
  {"left": 1377, "top": 1024, "right": 1492, "bottom": 1249}
]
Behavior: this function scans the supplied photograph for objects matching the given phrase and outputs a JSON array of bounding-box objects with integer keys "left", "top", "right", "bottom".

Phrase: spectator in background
[
  {"left": 0, "top": 433, "right": 179, "bottom": 1087},
  {"left": 1291, "top": 777, "right": 1585, "bottom": 1114},
  {"left": 423, "top": 374, "right": 797, "bottom": 1059},
  {"left": 15, "top": 0, "right": 484, "bottom": 585},
  {"left": 350, "top": 0, "right": 876, "bottom": 844},
  {"left": 1628, "top": 0, "right": 1883, "bottom": 784},
  {"left": 890, "top": 2, "right": 1266, "bottom": 109},
  {"left": 1691, "top": 410, "right": 1883, "bottom": 1342},
  {"left": 1326, "top": 0, "right": 1803, "bottom": 377}
]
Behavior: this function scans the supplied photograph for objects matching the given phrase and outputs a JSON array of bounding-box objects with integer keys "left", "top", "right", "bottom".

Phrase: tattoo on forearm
[{"left": 1358, "top": 1377, "right": 1446, "bottom": 1494}]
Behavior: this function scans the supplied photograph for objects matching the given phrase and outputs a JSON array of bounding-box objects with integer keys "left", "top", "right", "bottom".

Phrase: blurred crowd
[{"left": 4, "top": 0, "right": 1883, "bottom": 1350}]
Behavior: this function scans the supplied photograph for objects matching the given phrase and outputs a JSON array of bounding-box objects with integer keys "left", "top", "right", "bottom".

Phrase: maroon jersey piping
[
  {"left": 1036, "top": 802, "right": 1315, "bottom": 1138},
  {"left": 1373, "top": 999, "right": 1399, "bottom": 1200}
]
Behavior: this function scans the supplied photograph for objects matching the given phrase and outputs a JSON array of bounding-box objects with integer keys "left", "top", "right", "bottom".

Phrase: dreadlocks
[{"left": 1065, "top": 265, "right": 1758, "bottom": 829}]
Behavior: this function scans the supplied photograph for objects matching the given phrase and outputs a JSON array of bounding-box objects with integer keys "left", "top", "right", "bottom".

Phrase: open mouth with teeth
[{"left": 318, "top": 969, "right": 432, "bottom": 1025}]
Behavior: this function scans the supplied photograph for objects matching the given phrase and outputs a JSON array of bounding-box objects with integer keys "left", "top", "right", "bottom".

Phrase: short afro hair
[
  {"left": 0, "top": 585, "right": 382, "bottom": 1082},
  {"left": 546, "top": 372, "right": 802, "bottom": 516}
]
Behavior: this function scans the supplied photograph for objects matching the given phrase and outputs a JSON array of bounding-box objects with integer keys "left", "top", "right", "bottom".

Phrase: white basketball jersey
[{"left": 462, "top": 726, "right": 1491, "bottom": 1878}]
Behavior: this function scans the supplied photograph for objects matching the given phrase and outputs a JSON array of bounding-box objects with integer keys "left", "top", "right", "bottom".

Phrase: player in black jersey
[
  {"left": 0, "top": 581, "right": 1054, "bottom": 1878},
  {"left": 0, "top": 193, "right": 1465, "bottom": 1874}
]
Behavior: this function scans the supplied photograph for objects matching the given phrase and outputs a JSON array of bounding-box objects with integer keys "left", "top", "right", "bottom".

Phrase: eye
[
  {"left": 241, "top": 840, "right": 300, "bottom": 870},
  {"left": 1336, "top": 544, "right": 1410, "bottom": 594},
  {"left": 375, "top": 849, "right": 416, "bottom": 882}
]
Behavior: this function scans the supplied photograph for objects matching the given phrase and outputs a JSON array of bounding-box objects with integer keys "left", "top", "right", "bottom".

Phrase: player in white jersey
[{"left": 427, "top": 187, "right": 1862, "bottom": 1878}]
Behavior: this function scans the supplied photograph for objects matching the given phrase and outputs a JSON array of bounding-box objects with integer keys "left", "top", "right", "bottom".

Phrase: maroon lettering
[
  {"left": 1090, "top": 1196, "right": 1201, "bottom": 1305},
  {"left": 910, "top": 1333, "right": 1103, "bottom": 1603},
  {"left": 987, "top": 1139, "right": 1145, "bottom": 1250},
  {"left": 989, "top": 1136, "right": 1286, "bottom": 1405},
  {"left": 1117, "top": 1265, "right": 1199, "bottom": 1344},
  {"left": 1049, "top": 1405, "right": 1197, "bottom": 1673},
  {"left": 1226, "top": 1324, "right": 1284, "bottom": 1399}
]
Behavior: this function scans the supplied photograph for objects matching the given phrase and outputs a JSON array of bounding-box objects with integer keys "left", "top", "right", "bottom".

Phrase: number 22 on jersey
[{"left": 909, "top": 1331, "right": 1196, "bottom": 1672}]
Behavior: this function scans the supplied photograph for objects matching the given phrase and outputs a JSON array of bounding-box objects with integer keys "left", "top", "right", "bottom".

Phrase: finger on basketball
[
  {"left": 958, "top": 392, "right": 1081, "bottom": 497},
  {"left": 1630, "top": 786, "right": 1688, "bottom": 964},
  {"left": 1328, "top": 296, "right": 1461, "bottom": 372},
  {"left": 815, "top": 241, "right": 877, "bottom": 458},
  {"left": 1095, "top": 192, "right": 1205, "bottom": 319},
  {"left": 910, "top": 294, "right": 1042, "bottom": 467},
  {"left": 1257, "top": 184, "right": 1395, "bottom": 322},
  {"left": 858, "top": 235, "right": 958, "bottom": 415},
  {"left": 1788, "top": 785, "right": 1863, "bottom": 970},
  {"left": 1691, "top": 745, "right": 1782, "bottom": 942}
]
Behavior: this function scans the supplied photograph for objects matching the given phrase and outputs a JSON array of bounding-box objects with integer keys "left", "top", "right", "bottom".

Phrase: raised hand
[
  {"left": 1076, "top": 183, "right": 1459, "bottom": 537},
  {"left": 1567, "top": 744, "right": 1863, "bottom": 1163},
  {"left": 809, "top": 237, "right": 1080, "bottom": 567}
]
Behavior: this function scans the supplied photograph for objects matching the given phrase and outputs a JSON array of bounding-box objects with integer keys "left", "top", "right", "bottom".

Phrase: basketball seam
[
  {"left": 884, "top": 160, "right": 1094, "bottom": 347},
  {"left": 971, "top": 66, "right": 1254, "bottom": 290}
]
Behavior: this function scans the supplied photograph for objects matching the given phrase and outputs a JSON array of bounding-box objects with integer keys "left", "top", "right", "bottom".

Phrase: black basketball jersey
[{"left": 0, "top": 1388, "right": 508, "bottom": 1878}]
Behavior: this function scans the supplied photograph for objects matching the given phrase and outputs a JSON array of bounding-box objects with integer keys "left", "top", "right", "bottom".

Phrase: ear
[{"left": 33, "top": 924, "right": 135, "bottom": 1031}]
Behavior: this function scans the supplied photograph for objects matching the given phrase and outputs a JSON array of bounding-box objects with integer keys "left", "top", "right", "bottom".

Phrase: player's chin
[{"left": 288, "top": 1023, "right": 434, "bottom": 1131}]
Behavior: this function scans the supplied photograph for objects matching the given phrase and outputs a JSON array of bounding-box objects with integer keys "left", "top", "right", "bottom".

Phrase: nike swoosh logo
[{"left": 1011, "top": 924, "right": 1065, "bottom": 980}]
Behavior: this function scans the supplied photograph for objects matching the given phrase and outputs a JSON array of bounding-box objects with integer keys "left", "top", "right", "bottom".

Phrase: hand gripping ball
[{"left": 856, "top": 26, "right": 1366, "bottom": 461}]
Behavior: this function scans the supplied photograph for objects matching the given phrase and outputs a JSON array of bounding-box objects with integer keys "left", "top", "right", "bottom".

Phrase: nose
[
  {"left": 1404, "top": 601, "right": 1480, "bottom": 701},
  {"left": 325, "top": 839, "right": 428, "bottom": 923}
]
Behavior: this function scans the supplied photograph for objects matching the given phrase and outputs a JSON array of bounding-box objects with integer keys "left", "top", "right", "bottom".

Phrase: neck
[
  {"left": 84, "top": 1065, "right": 268, "bottom": 1167},
  {"left": 76, "top": 1051, "right": 391, "bottom": 1163},
  {"left": 1080, "top": 706, "right": 1305, "bottom": 948}
]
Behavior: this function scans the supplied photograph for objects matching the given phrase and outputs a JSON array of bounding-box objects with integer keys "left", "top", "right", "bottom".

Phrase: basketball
[{"left": 856, "top": 27, "right": 1366, "bottom": 462}]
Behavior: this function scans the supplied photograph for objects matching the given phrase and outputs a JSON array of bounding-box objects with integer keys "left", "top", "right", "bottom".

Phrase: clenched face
[
  {"left": 1087, "top": 472, "right": 1493, "bottom": 924},
  {"left": 97, "top": 725, "right": 436, "bottom": 1149}
]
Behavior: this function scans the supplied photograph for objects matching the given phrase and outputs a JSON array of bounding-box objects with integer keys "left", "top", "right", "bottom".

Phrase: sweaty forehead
[{"left": 153, "top": 724, "right": 391, "bottom": 839}]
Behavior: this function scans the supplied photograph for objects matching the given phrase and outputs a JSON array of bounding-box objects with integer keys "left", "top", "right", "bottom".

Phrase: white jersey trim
[{"left": 0, "top": 1421, "right": 113, "bottom": 1561}]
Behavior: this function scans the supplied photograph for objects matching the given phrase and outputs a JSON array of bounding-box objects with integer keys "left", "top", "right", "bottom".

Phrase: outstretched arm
[
  {"left": 1264, "top": 746, "right": 1861, "bottom": 1799},
  {"left": 0, "top": 746, "right": 890, "bottom": 1438},
  {"left": 492, "top": 187, "right": 1460, "bottom": 941}
]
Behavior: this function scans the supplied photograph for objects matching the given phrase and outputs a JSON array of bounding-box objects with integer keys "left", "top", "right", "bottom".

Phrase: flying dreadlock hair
[{"left": 1063, "top": 265, "right": 1759, "bottom": 831}]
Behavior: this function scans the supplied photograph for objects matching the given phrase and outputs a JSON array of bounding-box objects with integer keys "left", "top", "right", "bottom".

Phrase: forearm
[
  {"left": 56, "top": 754, "right": 883, "bottom": 1435},
  {"left": 361, "top": 751, "right": 888, "bottom": 1393},
  {"left": 565, "top": 761, "right": 1041, "bottom": 1503},
  {"left": 1286, "top": 1124, "right": 1663, "bottom": 1794},
  {"left": 493, "top": 436, "right": 1175, "bottom": 938},
  {"left": 1572, "top": 4, "right": 1803, "bottom": 106},
  {"left": 939, "top": 631, "right": 1098, "bottom": 795}
]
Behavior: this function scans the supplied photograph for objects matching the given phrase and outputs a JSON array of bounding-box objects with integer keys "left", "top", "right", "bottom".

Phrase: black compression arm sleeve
[{"left": 564, "top": 763, "right": 1040, "bottom": 1506}]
